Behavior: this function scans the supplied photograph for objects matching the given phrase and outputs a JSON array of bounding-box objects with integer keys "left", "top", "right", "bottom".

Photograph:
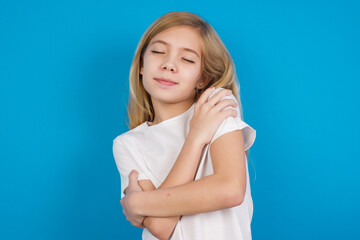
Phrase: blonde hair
[
  {"left": 126, "top": 11, "right": 244, "bottom": 126},
  {"left": 125, "top": 11, "right": 251, "bottom": 158}
]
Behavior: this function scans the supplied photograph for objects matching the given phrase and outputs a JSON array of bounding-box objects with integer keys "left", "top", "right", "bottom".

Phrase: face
[{"left": 140, "top": 26, "right": 204, "bottom": 105}]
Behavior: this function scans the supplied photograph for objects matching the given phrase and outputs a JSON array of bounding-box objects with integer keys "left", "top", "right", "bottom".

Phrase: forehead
[{"left": 150, "top": 26, "right": 202, "bottom": 53}]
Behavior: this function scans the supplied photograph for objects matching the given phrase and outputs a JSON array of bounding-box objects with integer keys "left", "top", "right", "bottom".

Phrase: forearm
[
  {"left": 159, "top": 134, "right": 205, "bottom": 188},
  {"left": 142, "top": 134, "right": 205, "bottom": 238},
  {"left": 136, "top": 173, "right": 242, "bottom": 217}
]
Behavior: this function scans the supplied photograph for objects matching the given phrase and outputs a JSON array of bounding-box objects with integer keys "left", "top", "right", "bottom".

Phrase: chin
[{"left": 153, "top": 96, "right": 181, "bottom": 104}]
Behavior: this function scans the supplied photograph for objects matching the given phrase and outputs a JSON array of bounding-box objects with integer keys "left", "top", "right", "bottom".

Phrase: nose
[
  {"left": 161, "top": 57, "right": 177, "bottom": 72},
  {"left": 162, "top": 64, "right": 176, "bottom": 72}
]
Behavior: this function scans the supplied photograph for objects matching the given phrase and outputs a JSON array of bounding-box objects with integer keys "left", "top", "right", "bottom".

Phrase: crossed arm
[{"left": 123, "top": 129, "right": 246, "bottom": 239}]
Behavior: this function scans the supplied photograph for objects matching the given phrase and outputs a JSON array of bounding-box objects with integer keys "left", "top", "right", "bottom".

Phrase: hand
[
  {"left": 188, "top": 87, "right": 238, "bottom": 146},
  {"left": 120, "top": 170, "right": 145, "bottom": 228}
]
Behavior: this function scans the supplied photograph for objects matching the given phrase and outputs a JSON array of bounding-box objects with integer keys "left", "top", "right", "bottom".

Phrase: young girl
[{"left": 113, "top": 11, "right": 256, "bottom": 240}]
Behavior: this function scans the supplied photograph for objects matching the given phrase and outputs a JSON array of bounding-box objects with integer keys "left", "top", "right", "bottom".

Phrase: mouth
[{"left": 154, "top": 78, "right": 177, "bottom": 86}]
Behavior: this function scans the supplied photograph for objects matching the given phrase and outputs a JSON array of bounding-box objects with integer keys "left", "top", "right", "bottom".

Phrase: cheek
[
  {"left": 143, "top": 53, "right": 159, "bottom": 67},
  {"left": 183, "top": 65, "right": 202, "bottom": 82},
  {"left": 142, "top": 57, "right": 156, "bottom": 77}
]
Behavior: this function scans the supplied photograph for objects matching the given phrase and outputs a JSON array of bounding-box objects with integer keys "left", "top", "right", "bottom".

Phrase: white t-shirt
[{"left": 113, "top": 87, "right": 256, "bottom": 240}]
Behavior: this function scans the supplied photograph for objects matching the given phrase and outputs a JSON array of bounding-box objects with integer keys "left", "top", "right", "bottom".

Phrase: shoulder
[
  {"left": 113, "top": 122, "right": 147, "bottom": 146},
  {"left": 208, "top": 87, "right": 240, "bottom": 118},
  {"left": 208, "top": 87, "right": 239, "bottom": 104},
  {"left": 208, "top": 87, "right": 224, "bottom": 99},
  {"left": 112, "top": 123, "right": 148, "bottom": 164}
]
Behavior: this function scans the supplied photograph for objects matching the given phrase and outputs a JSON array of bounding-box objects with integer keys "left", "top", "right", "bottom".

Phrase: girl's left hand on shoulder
[{"left": 120, "top": 170, "right": 145, "bottom": 228}]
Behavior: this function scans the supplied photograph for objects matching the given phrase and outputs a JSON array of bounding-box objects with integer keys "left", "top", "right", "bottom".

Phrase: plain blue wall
[{"left": 1, "top": 0, "right": 359, "bottom": 239}]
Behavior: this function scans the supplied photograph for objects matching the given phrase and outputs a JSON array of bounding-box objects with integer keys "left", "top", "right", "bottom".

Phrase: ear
[
  {"left": 196, "top": 77, "right": 211, "bottom": 90},
  {"left": 139, "top": 66, "right": 144, "bottom": 75}
]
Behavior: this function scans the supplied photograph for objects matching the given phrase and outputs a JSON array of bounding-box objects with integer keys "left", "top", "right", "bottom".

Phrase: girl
[{"left": 113, "top": 11, "right": 256, "bottom": 240}]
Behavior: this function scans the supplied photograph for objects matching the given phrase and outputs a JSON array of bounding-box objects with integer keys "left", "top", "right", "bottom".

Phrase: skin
[
  {"left": 140, "top": 25, "right": 205, "bottom": 125},
  {"left": 120, "top": 26, "right": 246, "bottom": 240},
  {"left": 124, "top": 129, "right": 245, "bottom": 239}
]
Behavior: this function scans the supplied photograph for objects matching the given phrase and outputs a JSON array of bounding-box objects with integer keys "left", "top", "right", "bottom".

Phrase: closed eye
[
  {"left": 183, "top": 58, "right": 195, "bottom": 63},
  {"left": 151, "top": 50, "right": 164, "bottom": 54}
]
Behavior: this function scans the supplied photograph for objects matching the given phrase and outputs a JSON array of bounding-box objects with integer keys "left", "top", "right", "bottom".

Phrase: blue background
[{"left": 1, "top": 0, "right": 359, "bottom": 239}]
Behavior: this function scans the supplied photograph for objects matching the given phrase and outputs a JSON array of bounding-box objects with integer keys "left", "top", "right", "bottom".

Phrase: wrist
[
  {"left": 186, "top": 132, "right": 206, "bottom": 149},
  {"left": 131, "top": 191, "right": 146, "bottom": 216}
]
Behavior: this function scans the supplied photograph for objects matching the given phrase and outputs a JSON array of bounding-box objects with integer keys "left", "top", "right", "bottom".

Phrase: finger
[
  {"left": 211, "top": 99, "right": 238, "bottom": 113},
  {"left": 207, "top": 88, "right": 232, "bottom": 107},
  {"left": 196, "top": 86, "right": 215, "bottom": 105},
  {"left": 131, "top": 220, "right": 140, "bottom": 227},
  {"left": 132, "top": 222, "right": 139, "bottom": 227},
  {"left": 134, "top": 221, "right": 142, "bottom": 228},
  {"left": 220, "top": 109, "right": 238, "bottom": 120},
  {"left": 128, "top": 170, "right": 139, "bottom": 190}
]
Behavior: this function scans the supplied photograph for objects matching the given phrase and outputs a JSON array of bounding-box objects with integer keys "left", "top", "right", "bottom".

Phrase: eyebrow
[{"left": 149, "top": 39, "right": 200, "bottom": 58}]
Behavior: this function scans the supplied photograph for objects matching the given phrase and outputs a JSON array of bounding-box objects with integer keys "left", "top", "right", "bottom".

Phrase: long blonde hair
[{"left": 125, "top": 11, "right": 250, "bottom": 158}]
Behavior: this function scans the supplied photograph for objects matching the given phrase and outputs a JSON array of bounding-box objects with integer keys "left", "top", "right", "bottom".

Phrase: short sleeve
[
  {"left": 209, "top": 89, "right": 256, "bottom": 151},
  {"left": 112, "top": 137, "right": 151, "bottom": 199}
]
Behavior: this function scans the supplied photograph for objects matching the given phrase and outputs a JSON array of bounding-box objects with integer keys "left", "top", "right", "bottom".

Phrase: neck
[{"left": 149, "top": 98, "right": 195, "bottom": 126}]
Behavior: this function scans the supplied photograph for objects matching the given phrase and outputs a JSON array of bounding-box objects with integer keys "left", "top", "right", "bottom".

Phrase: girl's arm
[
  {"left": 121, "top": 88, "right": 239, "bottom": 238},
  {"left": 137, "top": 89, "right": 239, "bottom": 239},
  {"left": 124, "top": 129, "right": 246, "bottom": 217},
  {"left": 138, "top": 133, "right": 205, "bottom": 239}
]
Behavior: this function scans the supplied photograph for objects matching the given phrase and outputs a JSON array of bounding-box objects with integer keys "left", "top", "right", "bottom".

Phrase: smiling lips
[{"left": 155, "top": 78, "right": 177, "bottom": 86}]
